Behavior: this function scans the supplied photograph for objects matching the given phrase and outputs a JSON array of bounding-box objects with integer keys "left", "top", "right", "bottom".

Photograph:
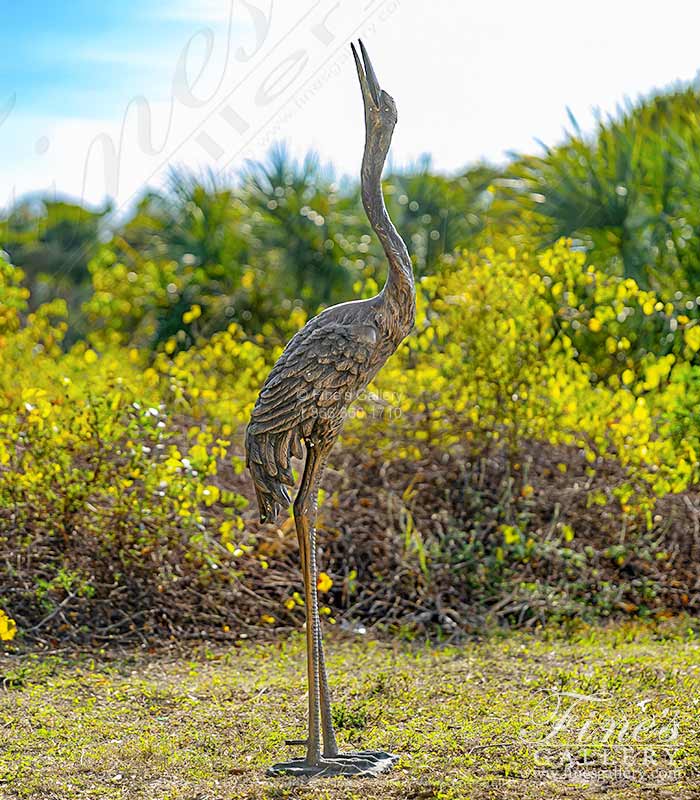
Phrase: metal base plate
[{"left": 268, "top": 750, "right": 399, "bottom": 777}]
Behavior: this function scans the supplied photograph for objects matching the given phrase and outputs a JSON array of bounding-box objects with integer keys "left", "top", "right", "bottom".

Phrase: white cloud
[{"left": 6, "top": 0, "right": 700, "bottom": 210}]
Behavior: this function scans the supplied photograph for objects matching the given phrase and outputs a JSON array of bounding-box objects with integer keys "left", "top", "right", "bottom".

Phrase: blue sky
[
  {"left": 4, "top": 2, "right": 179, "bottom": 116},
  {"left": 4, "top": 0, "right": 700, "bottom": 213}
]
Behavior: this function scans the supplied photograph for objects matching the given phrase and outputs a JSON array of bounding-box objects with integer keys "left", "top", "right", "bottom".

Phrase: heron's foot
[{"left": 268, "top": 750, "right": 398, "bottom": 777}]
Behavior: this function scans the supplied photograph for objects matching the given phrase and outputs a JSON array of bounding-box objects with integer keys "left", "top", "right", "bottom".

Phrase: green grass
[{"left": 1, "top": 623, "right": 699, "bottom": 799}]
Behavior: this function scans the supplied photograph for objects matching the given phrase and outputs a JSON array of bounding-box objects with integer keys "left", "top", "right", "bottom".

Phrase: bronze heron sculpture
[{"left": 245, "top": 40, "right": 415, "bottom": 777}]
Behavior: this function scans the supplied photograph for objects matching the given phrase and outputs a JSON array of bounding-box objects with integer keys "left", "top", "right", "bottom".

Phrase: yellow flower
[
  {"left": 0, "top": 609, "right": 17, "bottom": 641},
  {"left": 261, "top": 614, "right": 275, "bottom": 625},
  {"left": 317, "top": 572, "right": 333, "bottom": 593},
  {"left": 201, "top": 484, "right": 219, "bottom": 506},
  {"left": 500, "top": 525, "right": 521, "bottom": 545},
  {"left": 219, "top": 520, "right": 234, "bottom": 542},
  {"left": 182, "top": 304, "right": 202, "bottom": 324},
  {"left": 684, "top": 325, "right": 700, "bottom": 352},
  {"left": 83, "top": 349, "right": 98, "bottom": 364}
]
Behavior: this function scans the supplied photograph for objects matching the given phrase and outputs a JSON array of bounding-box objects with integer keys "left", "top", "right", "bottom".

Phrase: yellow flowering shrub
[
  {"left": 352, "top": 239, "right": 700, "bottom": 503},
  {"left": 0, "top": 262, "right": 257, "bottom": 640},
  {"left": 3, "top": 238, "right": 700, "bottom": 640}
]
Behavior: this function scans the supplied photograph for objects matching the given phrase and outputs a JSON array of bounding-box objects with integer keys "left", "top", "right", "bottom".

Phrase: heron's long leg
[
  {"left": 294, "top": 445, "right": 339, "bottom": 764},
  {"left": 272, "top": 477, "right": 399, "bottom": 776},
  {"left": 294, "top": 506, "right": 318, "bottom": 763},
  {"left": 309, "top": 485, "right": 339, "bottom": 758},
  {"left": 293, "top": 444, "right": 323, "bottom": 765},
  {"left": 295, "top": 449, "right": 322, "bottom": 765}
]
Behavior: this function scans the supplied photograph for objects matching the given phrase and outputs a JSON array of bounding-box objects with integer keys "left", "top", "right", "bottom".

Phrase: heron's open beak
[{"left": 351, "top": 39, "right": 380, "bottom": 109}]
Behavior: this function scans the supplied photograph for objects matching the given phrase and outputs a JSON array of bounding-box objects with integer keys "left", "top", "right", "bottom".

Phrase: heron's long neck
[{"left": 360, "top": 133, "right": 415, "bottom": 330}]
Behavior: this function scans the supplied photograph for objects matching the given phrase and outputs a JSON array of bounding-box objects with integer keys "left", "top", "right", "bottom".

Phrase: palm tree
[
  {"left": 241, "top": 145, "right": 356, "bottom": 307},
  {"left": 511, "top": 87, "right": 700, "bottom": 294},
  {"left": 385, "top": 157, "right": 496, "bottom": 276}
]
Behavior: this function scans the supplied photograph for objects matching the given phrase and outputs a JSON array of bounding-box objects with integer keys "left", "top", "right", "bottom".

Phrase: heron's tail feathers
[{"left": 245, "top": 425, "right": 299, "bottom": 523}]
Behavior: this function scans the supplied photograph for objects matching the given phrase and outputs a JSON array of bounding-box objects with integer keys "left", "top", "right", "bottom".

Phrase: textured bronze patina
[{"left": 246, "top": 40, "right": 415, "bottom": 777}]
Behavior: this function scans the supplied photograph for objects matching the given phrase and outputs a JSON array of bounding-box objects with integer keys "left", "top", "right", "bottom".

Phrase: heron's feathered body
[{"left": 246, "top": 281, "right": 414, "bottom": 521}]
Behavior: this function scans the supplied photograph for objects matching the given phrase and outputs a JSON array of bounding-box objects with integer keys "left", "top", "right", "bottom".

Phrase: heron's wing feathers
[
  {"left": 249, "top": 321, "right": 378, "bottom": 438},
  {"left": 245, "top": 320, "right": 379, "bottom": 520}
]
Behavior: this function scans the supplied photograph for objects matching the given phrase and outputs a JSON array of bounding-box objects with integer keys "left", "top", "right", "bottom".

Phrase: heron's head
[{"left": 351, "top": 40, "right": 397, "bottom": 139}]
